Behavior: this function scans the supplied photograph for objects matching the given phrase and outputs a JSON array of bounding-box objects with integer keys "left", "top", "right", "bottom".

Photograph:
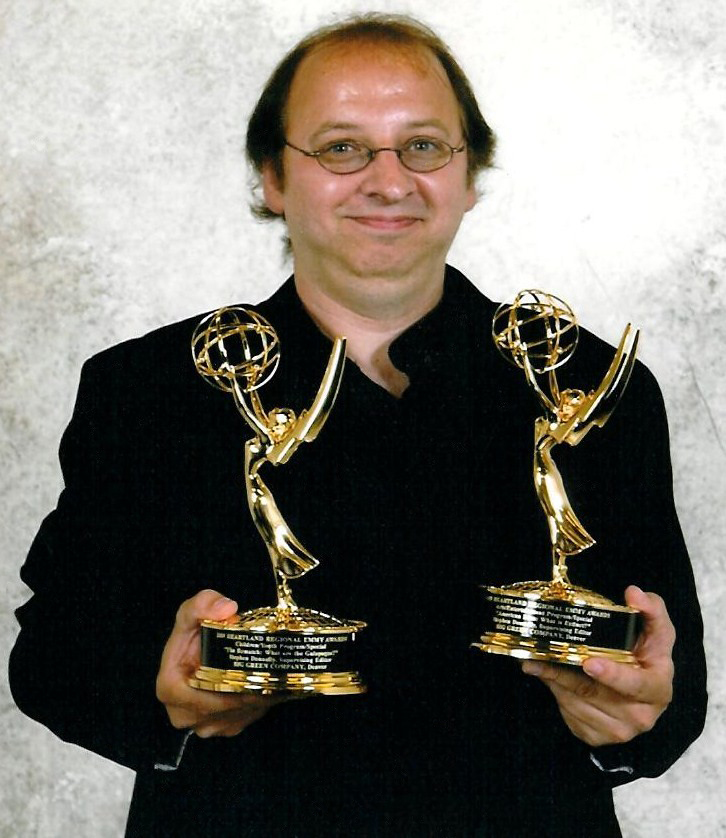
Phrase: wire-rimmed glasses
[{"left": 284, "top": 137, "right": 466, "bottom": 174}]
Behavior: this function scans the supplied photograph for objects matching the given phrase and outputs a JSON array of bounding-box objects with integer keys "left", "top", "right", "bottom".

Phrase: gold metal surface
[
  {"left": 473, "top": 631, "right": 638, "bottom": 666},
  {"left": 189, "top": 308, "right": 366, "bottom": 691},
  {"left": 189, "top": 666, "right": 366, "bottom": 695},
  {"left": 476, "top": 291, "right": 640, "bottom": 663},
  {"left": 486, "top": 582, "right": 633, "bottom": 611},
  {"left": 202, "top": 608, "right": 365, "bottom": 634},
  {"left": 492, "top": 290, "right": 639, "bottom": 599}
]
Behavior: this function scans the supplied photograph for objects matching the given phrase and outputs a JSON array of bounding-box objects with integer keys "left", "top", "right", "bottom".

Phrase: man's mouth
[{"left": 348, "top": 215, "right": 420, "bottom": 231}]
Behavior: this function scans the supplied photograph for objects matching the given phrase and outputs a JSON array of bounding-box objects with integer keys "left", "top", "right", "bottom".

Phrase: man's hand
[
  {"left": 156, "top": 589, "right": 284, "bottom": 738},
  {"left": 521, "top": 586, "right": 675, "bottom": 747}
]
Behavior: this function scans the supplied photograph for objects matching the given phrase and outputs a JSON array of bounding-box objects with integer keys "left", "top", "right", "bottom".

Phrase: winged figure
[
  {"left": 231, "top": 337, "right": 346, "bottom": 611},
  {"left": 522, "top": 325, "right": 639, "bottom": 587}
]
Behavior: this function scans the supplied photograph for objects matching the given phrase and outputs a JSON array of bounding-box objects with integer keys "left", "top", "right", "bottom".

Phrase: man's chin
[{"left": 344, "top": 258, "right": 423, "bottom": 282}]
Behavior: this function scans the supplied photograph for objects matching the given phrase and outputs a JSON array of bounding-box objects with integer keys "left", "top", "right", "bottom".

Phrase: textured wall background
[{"left": 1, "top": 1, "right": 724, "bottom": 835}]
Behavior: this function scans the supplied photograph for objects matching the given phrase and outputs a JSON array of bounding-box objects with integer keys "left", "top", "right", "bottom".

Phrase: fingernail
[
  {"left": 522, "top": 661, "right": 543, "bottom": 676},
  {"left": 213, "top": 596, "right": 234, "bottom": 609}
]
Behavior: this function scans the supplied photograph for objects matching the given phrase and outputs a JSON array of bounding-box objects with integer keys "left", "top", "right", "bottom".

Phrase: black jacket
[{"left": 10, "top": 268, "right": 707, "bottom": 836}]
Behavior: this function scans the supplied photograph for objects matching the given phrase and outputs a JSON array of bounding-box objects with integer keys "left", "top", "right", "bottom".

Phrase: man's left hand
[{"left": 521, "top": 585, "right": 675, "bottom": 747}]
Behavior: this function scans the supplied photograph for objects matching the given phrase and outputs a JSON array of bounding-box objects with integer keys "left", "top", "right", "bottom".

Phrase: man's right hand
[{"left": 156, "top": 589, "right": 283, "bottom": 738}]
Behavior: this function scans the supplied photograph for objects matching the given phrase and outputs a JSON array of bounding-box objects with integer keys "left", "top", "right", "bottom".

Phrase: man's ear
[{"left": 262, "top": 162, "right": 285, "bottom": 216}]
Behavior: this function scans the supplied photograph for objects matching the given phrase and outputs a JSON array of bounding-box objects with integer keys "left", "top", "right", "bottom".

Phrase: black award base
[
  {"left": 189, "top": 605, "right": 367, "bottom": 694},
  {"left": 473, "top": 582, "right": 640, "bottom": 666}
]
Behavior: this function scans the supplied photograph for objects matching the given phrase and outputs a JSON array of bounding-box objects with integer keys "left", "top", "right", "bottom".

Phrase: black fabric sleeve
[
  {"left": 9, "top": 353, "right": 188, "bottom": 771},
  {"left": 585, "top": 362, "right": 708, "bottom": 785}
]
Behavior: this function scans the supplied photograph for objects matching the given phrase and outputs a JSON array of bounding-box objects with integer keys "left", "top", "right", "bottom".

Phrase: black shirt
[{"left": 11, "top": 267, "right": 706, "bottom": 837}]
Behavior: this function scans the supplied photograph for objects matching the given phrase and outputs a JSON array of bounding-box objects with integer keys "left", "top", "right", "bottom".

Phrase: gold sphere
[
  {"left": 192, "top": 307, "right": 280, "bottom": 393},
  {"left": 492, "top": 289, "right": 578, "bottom": 374}
]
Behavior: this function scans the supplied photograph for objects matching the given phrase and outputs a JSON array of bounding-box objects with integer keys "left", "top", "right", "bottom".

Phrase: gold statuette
[
  {"left": 474, "top": 290, "right": 641, "bottom": 666},
  {"left": 189, "top": 307, "right": 366, "bottom": 694}
]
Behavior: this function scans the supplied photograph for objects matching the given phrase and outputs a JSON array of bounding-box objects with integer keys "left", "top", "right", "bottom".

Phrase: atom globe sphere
[
  {"left": 191, "top": 307, "right": 280, "bottom": 393},
  {"left": 492, "top": 290, "right": 579, "bottom": 375}
]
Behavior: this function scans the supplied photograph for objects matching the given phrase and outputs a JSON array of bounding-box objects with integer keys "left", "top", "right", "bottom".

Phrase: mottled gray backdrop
[{"left": 1, "top": 1, "right": 724, "bottom": 835}]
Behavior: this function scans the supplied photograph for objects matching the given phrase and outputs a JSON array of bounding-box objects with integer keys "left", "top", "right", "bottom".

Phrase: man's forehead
[
  {"left": 304, "top": 38, "right": 440, "bottom": 74},
  {"left": 285, "top": 40, "right": 455, "bottom": 119}
]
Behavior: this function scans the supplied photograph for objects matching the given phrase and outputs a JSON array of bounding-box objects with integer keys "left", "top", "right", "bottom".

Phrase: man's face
[{"left": 262, "top": 42, "right": 476, "bottom": 299}]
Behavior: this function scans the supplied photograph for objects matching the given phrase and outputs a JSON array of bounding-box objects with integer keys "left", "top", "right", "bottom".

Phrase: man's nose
[{"left": 359, "top": 149, "right": 416, "bottom": 201}]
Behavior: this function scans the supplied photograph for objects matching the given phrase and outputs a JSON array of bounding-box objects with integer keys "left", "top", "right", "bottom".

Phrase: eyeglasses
[{"left": 284, "top": 137, "right": 466, "bottom": 174}]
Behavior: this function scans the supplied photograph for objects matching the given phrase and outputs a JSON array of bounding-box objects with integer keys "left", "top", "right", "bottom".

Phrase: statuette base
[
  {"left": 473, "top": 582, "right": 639, "bottom": 667},
  {"left": 189, "top": 606, "right": 366, "bottom": 694}
]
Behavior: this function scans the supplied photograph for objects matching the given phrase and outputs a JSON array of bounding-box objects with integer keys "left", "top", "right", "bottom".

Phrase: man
[{"left": 10, "top": 14, "right": 706, "bottom": 837}]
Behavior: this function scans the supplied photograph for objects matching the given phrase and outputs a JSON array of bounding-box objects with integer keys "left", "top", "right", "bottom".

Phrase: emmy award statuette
[
  {"left": 474, "top": 290, "right": 641, "bottom": 666},
  {"left": 189, "top": 307, "right": 366, "bottom": 694}
]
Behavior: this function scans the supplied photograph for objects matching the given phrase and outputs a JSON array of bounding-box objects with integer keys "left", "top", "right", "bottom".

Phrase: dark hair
[{"left": 246, "top": 13, "right": 496, "bottom": 220}]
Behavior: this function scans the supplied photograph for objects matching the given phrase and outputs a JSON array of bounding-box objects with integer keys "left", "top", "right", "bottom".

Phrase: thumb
[
  {"left": 172, "top": 589, "right": 238, "bottom": 635},
  {"left": 624, "top": 585, "right": 675, "bottom": 661},
  {"left": 158, "top": 590, "right": 238, "bottom": 682}
]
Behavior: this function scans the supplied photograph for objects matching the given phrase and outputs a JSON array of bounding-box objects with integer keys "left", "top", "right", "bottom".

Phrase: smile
[{"left": 348, "top": 216, "right": 421, "bottom": 231}]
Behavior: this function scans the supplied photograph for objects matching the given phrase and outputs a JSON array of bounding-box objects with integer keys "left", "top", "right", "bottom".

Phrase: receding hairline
[{"left": 283, "top": 38, "right": 464, "bottom": 134}]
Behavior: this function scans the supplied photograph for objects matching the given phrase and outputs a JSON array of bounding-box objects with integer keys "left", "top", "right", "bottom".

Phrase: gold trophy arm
[
  {"left": 229, "top": 378, "right": 274, "bottom": 444},
  {"left": 266, "top": 337, "right": 347, "bottom": 465},
  {"left": 551, "top": 324, "right": 640, "bottom": 447},
  {"left": 521, "top": 352, "right": 559, "bottom": 417}
]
